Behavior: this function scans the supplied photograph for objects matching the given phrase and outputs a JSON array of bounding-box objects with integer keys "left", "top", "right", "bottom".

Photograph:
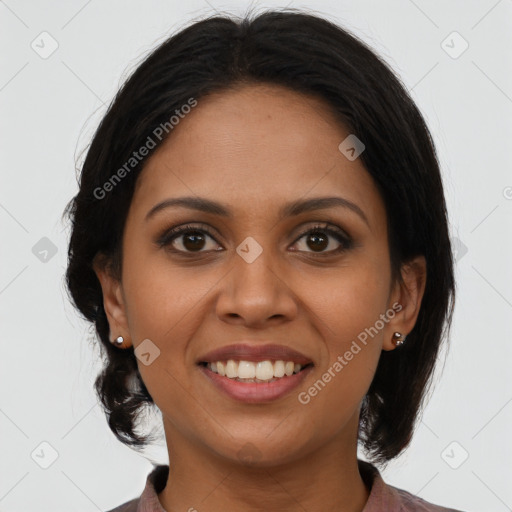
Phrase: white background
[{"left": 1, "top": 1, "right": 511, "bottom": 511}]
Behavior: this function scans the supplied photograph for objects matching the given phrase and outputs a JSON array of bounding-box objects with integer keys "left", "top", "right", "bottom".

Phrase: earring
[
  {"left": 392, "top": 332, "right": 406, "bottom": 347},
  {"left": 112, "top": 336, "right": 124, "bottom": 346}
]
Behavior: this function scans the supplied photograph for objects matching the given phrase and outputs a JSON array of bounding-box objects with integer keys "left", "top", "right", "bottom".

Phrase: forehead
[{"left": 130, "top": 83, "right": 385, "bottom": 230}]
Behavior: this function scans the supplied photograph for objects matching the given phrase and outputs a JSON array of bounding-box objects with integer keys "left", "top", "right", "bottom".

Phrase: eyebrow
[{"left": 145, "top": 195, "right": 369, "bottom": 227}]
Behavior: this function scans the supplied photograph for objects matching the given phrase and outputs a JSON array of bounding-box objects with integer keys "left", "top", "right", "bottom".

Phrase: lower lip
[{"left": 199, "top": 364, "right": 314, "bottom": 403}]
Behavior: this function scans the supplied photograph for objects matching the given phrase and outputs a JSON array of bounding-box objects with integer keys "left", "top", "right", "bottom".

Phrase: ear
[
  {"left": 382, "top": 255, "right": 427, "bottom": 351},
  {"left": 92, "top": 253, "right": 131, "bottom": 348}
]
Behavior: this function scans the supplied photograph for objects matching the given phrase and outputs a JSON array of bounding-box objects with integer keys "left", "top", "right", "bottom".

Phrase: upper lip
[{"left": 197, "top": 343, "right": 314, "bottom": 365}]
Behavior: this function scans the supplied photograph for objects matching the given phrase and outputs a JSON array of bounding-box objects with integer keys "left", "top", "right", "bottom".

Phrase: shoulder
[
  {"left": 103, "top": 464, "right": 168, "bottom": 512},
  {"left": 357, "top": 459, "right": 467, "bottom": 512},
  {"left": 394, "top": 485, "right": 466, "bottom": 511},
  {"left": 104, "top": 497, "right": 139, "bottom": 512}
]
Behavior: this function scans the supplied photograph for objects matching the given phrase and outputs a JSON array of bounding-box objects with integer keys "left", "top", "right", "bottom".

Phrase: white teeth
[
  {"left": 206, "top": 359, "right": 307, "bottom": 381},
  {"left": 238, "top": 361, "right": 256, "bottom": 379},
  {"left": 225, "top": 360, "right": 238, "bottom": 378},
  {"left": 255, "top": 361, "right": 274, "bottom": 380},
  {"left": 273, "top": 360, "right": 285, "bottom": 378}
]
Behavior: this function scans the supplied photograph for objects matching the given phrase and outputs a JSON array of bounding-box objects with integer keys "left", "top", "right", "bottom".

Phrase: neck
[{"left": 157, "top": 418, "right": 370, "bottom": 512}]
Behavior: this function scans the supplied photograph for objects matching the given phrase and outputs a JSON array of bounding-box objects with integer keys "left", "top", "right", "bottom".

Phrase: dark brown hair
[{"left": 63, "top": 8, "right": 455, "bottom": 467}]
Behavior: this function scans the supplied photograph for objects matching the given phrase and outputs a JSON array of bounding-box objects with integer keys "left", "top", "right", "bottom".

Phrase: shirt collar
[{"left": 136, "top": 459, "right": 405, "bottom": 511}]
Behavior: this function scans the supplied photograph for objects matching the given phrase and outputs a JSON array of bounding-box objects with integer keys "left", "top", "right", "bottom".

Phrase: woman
[{"left": 64, "top": 8, "right": 464, "bottom": 512}]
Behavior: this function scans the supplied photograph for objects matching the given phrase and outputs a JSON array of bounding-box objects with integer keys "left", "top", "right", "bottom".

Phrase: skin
[{"left": 94, "top": 83, "right": 426, "bottom": 512}]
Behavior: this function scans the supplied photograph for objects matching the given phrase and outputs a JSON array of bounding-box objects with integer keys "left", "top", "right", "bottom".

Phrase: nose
[{"left": 215, "top": 246, "right": 298, "bottom": 328}]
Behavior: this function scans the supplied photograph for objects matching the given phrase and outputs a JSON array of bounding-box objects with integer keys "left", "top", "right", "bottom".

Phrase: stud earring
[
  {"left": 112, "top": 336, "right": 124, "bottom": 346},
  {"left": 392, "top": 332, "right": 406, "bottom": 347}
]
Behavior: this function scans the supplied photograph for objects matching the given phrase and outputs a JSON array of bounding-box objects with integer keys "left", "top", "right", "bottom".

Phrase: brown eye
[
  {"left": 304, "top": 231, "right": 329, "bottom": 252},
  {"left": 292, "top": 224, "right": 353, "bottom": 255},
  {"left": 156, "top": 224, "right": 222, "bottom": 253},
  {"left": 180, "top": 230, "right": 207, "bottom": 251}
]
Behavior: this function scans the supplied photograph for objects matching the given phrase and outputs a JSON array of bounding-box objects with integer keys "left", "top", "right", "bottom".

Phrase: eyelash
[{"left": 155, "top": 222, "right": 354, "bottom": 257}]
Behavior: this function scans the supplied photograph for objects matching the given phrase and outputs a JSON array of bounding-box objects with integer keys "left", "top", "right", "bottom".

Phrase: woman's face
[{"left": 96, "top": 83, "right": 425, "bottom": 466}]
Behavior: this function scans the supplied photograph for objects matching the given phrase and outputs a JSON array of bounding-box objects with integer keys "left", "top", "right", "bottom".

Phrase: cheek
[
  {"left": 121, "top": 244, "right": 214, "bottom": 341},
  {"left": 297, "top": 270, "right": 385, "bottom": 430},
  {"left": 302, "top": 259, "right": 390, "bottom": 347},
  {"left": 120, "top": 256, "right": 211, "bottom": 412},
  {"left": 120, "top": 252, "right": 223, "bottom": 393},
  {"left": 295, "top": 260, "right": 388, "bottom": 410}
]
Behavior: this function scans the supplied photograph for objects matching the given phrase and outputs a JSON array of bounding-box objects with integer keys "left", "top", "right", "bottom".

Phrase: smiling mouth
[{"left": 198, "top": 360, "right": 314, "bottom": 383}]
